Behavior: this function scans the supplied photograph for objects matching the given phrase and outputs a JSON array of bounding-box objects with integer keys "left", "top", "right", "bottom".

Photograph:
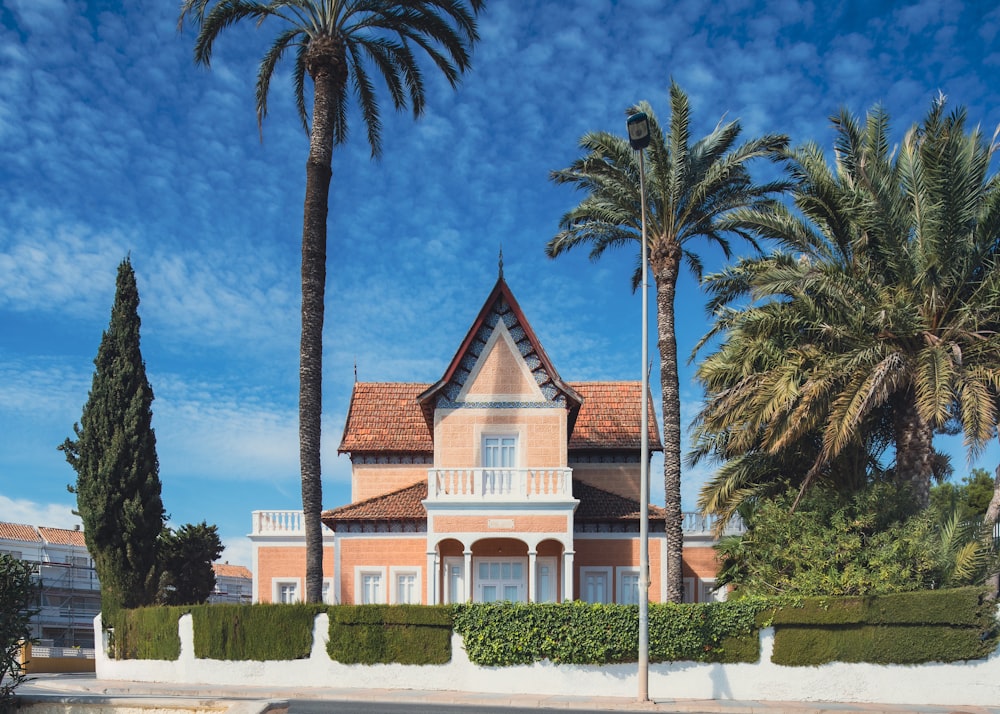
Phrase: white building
[{"left": 0, "top": 522, "right": 100, "bottom": 648}]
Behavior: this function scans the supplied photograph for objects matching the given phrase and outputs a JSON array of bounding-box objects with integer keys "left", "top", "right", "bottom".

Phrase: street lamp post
[{"left": 626, "top": 110, "right": 651, "bottom": 703}]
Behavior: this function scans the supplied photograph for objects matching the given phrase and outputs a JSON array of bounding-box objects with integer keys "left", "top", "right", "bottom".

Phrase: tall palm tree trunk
[
  {"left": 654, "top": 246, "right": 684, "bottom": 603},
  {"left": 893, "top": 390, "right": 934, "bottom": 510},
  {"left": 299, "top": 37, "right": 344, "bottom": 604}
]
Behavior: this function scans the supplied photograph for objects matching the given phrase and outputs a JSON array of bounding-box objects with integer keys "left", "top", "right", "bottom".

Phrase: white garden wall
[{"left": 94, "top": 613, "right": 1000, "bottom": 707}]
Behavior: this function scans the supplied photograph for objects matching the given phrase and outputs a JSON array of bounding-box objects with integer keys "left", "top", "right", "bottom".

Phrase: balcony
[
  {"left": 252, "top": 510, "right": 305, "bottom": 535},
  {"left": 682, "top": 512, "right": 746, "bottom": 536},
  {"left": 427, "top": 468, "right": 573, "bottom": 501}
]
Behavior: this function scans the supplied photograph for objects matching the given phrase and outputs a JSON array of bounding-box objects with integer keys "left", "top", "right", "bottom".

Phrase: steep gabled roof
[
  {"left": 570, "top": 382, "right": 662, "bottom": 451},
  {"left": 338, "top": 382, "right": 434, "bottom": 454},
  {"left": 417, "top": 275, "right": 583, "bottom": 413}
]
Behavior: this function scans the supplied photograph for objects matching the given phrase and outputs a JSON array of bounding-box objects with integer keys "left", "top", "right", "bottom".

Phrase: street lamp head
[{"left": 627, "top": 111, "right": 651, "bottom": 150}]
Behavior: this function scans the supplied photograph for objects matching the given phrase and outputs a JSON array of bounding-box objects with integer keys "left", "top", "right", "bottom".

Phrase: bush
[
  {"left": 1, "top": 554, "right": 38, "bottom": 710},
  {"left": 329, "top": 605, "right": 452, "bottom": 664},
  {"left": 452, "top": 599, "right": 770, "bottom": 666},
  {"left": 107, "top": 606, "right": 185, "bottom": 660},
  {"left": 192, "top": 603, "right": 321, "bottom": 661}
]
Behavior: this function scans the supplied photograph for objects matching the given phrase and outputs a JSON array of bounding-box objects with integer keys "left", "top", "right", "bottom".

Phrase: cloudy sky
[{"left": 2, "top": 0, "right": 999, "bottom": 568}]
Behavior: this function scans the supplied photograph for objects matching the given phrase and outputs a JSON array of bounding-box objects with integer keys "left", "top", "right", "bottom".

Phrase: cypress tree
[{"left": 60, "top": 257, "right": 165, "bottom": 617}]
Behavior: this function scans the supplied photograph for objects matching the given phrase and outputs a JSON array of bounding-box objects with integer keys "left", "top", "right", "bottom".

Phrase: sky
[{"left": 2, "top": 0, "right": 999, "bottom": 569}]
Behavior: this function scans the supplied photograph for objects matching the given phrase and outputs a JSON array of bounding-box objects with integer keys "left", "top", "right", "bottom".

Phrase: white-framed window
[
  {"left": 617, "top": 568, "right": 641, "bottom": 605},
  {"left": 536, "top": 557, "right": 557, "bottom": 603},
  {"left": 272, "top": 579, "right": 300, "bottom": 604},
  {"left": 322, "top": 578, "right": 336, "bottom": 604},
  {"left": 682, "top": 577, "right": 697, "bottom": 603},
  {"left": 701, "top": 578, "right": 726, "bottom": 602},
  {"left": 443, "top": 557, "right": 465, "bottom": 604},
  {"left": 580, "top": 567, "right": 612, "bottom": 604},
  {"left": 354, "top": 567, "right": 387, "bottom": 604},
  {"left": 390, "top": 567, "right": 422, "bottom": 605},
  {"left": 482, "top": 435, "right": 518, "bottom": 468},
  {"left": 476, "top": 558, "right": 526, "bottom": 602}
]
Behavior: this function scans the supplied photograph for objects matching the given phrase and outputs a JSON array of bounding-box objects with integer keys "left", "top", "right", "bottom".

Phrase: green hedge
[
  {"left": 452, "top": 599, "right": 770, "bottom": 666},
  {"left": 191, "top": 603, "right": 322, "bottom": 661},
  {"left": 107, "top": 587, "right": 998, "bottom": 668},
  {"left": 770, "top": 587, "right": 999, "bottom": 665},
  {"left": 328, "top": 605, "right": 452, "bottom": 664},
  {"left": 108, "top": 606, "right": 185, "bottom": 660}
]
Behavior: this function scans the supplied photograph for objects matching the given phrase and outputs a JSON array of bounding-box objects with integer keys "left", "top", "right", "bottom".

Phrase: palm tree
[
  {"left": 546, "top": 81, "right": 788, "bottom": 601},
  {"left": 695, "top": 96, "right": 1000, "bottom": 518},
  {"left": 179, "top": 0, "right": 483, "bottom": 603}
]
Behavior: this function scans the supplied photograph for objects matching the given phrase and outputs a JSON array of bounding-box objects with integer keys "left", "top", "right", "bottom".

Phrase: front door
[{"left": 475, "top": 558, "right": 526, "bottom": 602}]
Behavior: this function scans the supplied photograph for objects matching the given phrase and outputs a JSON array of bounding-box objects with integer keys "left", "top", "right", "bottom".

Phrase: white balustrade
[
  {"left": 428, "top": 468, "right": 572, "bottom": 500},
  {"left": 252, "top": 510, "right": 305, "bottom": 534}
]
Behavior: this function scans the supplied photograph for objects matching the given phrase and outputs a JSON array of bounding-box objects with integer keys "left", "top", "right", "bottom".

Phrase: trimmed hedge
[
  {"left": 770, "top": 587, "right": 999, "bottom": 665},
  {"left": 191, "top": 603, "right": 322, "bottom": 661},
  {"left": 452, "top": 599, "right": 770, "bottom": 666},
  {"left": 328, "top": 605, "right": 452, "bottom": 664},
  {"left": 106, "top": 588, "right": 998, "bottom": 668},
  {"left": 108, "top": 606, "right": 185, "bottom": 660}
]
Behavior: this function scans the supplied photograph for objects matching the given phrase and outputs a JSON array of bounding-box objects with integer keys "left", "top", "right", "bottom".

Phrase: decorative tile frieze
[{"left": 351, "top": 454, "right": 433, "bottom": 465}]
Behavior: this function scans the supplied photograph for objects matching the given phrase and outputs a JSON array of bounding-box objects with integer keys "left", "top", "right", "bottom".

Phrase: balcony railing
[
  {"left": 682, "top": 512, "right": 745, "bottom": 536},
  {"left": 428, "top": 468, "right": 573, "bottom": 500},
  {"left": 252, "top": 510, "right": 305, "bottom": 535}
]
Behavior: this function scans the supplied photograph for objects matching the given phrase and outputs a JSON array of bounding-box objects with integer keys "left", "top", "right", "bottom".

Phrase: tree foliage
[
  {"left": 547, "top": 80, "right": 788, "bottom": 600},
  {"left": 157, "top": 522, "right": 224, "bottom": 606},
  {"left": 717, "top": 484, "right": 998, "bottom": 597},
  {"left": 60, "top": 257, "right": 165, "bottom": 616},
  {"left": 179, "top": 0, "right": 485, "bottom": 603},
  {"left": 0, "top": 554, "right": 37, "bottom": 710},
  {"left": 694, "top": 96, "right": 1000, "bottom": 519}
]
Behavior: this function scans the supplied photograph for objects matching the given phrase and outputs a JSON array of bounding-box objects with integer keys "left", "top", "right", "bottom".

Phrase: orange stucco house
[{"left": 250, "top": 273, "right": 731, "bottom": 605}]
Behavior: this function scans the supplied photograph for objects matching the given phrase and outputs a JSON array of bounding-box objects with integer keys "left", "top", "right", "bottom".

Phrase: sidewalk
[{"left": 19, "top": 673, "right": 1000, "bottom": 714}]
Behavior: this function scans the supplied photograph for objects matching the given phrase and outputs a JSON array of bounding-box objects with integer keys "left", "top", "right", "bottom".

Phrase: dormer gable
[{"left": 418, "top": 275, "right": 582, "bottom": 413}]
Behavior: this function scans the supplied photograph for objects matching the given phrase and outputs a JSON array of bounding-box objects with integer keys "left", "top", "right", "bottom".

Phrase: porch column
[
  {"left": 426, "top": 550, "right": 438, "bottom": 605},
  {"left": 562, "top": 550, "right": 575, "bottom": 602},
  {"left": 332, "top": 533, "right": 341, "bottom": 604},
  {"left": 527, "top": 550, "right": 537, "bottom": 603},
  {"left": 463, "top": 549, "right": 473, "bottom": 603}
]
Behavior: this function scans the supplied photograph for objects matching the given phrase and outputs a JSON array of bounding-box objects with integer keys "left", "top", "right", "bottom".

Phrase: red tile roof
[
  {"left": 338, "top": 382, "right": 434, "bottom": 453},
  {"left": 322, "top": 481, "right": 428, "bottom": 525},
  {"left": 573, "top": 481, "right": 666, "bottom": 522},
  {"left": 338, "top": 380, "right": 661, "bottom": 454},
  {"left": 321, "top": 480, "right": 663, "bottom": 526},
  {"left": 0, "top": 522, "right": 41, "bottom": 542},
  {"left": 214, "top": 563, "right": 252, "bottom": 579},
  {"left": 38, "top": 526, "right": 87, "bottom": 546},
  {"left": 569, "top": 382, "right": 662, "bottom": 451}
]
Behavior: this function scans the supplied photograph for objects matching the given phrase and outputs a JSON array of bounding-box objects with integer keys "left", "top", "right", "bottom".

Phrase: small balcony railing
[
  {"left": 682, "top": 512, "right": 746, "bottom": 536},
  {"left": 252, "top": 510, "right": 305, "bottom": 535},
  {"left": 428, "top": 468, "right": 573, "bottom": 500}
]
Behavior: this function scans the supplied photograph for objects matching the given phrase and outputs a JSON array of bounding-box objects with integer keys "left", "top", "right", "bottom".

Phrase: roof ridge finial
[{"left": 498, "top": 244, "right": 504, "bottom": 280}]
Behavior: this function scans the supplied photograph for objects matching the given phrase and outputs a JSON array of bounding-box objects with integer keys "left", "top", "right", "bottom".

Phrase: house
[
  {"left": 250, "top": 273, "right": 737, "bottom": 605},
  {"left": 209, "top": 562, "right": 253, "bottom": 604},
  {"left": 0, "top": 521, "right": 100, "bottom": 648}
]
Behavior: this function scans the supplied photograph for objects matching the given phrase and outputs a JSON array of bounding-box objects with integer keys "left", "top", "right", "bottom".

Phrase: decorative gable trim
[{"left": 418, "top": 276, "right": 582, "bottom": 414}]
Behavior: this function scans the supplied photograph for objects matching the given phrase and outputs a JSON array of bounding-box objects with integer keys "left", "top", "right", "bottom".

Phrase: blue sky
[{"left": 2, "top": 0, "right": 999, "bottom": 568}]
